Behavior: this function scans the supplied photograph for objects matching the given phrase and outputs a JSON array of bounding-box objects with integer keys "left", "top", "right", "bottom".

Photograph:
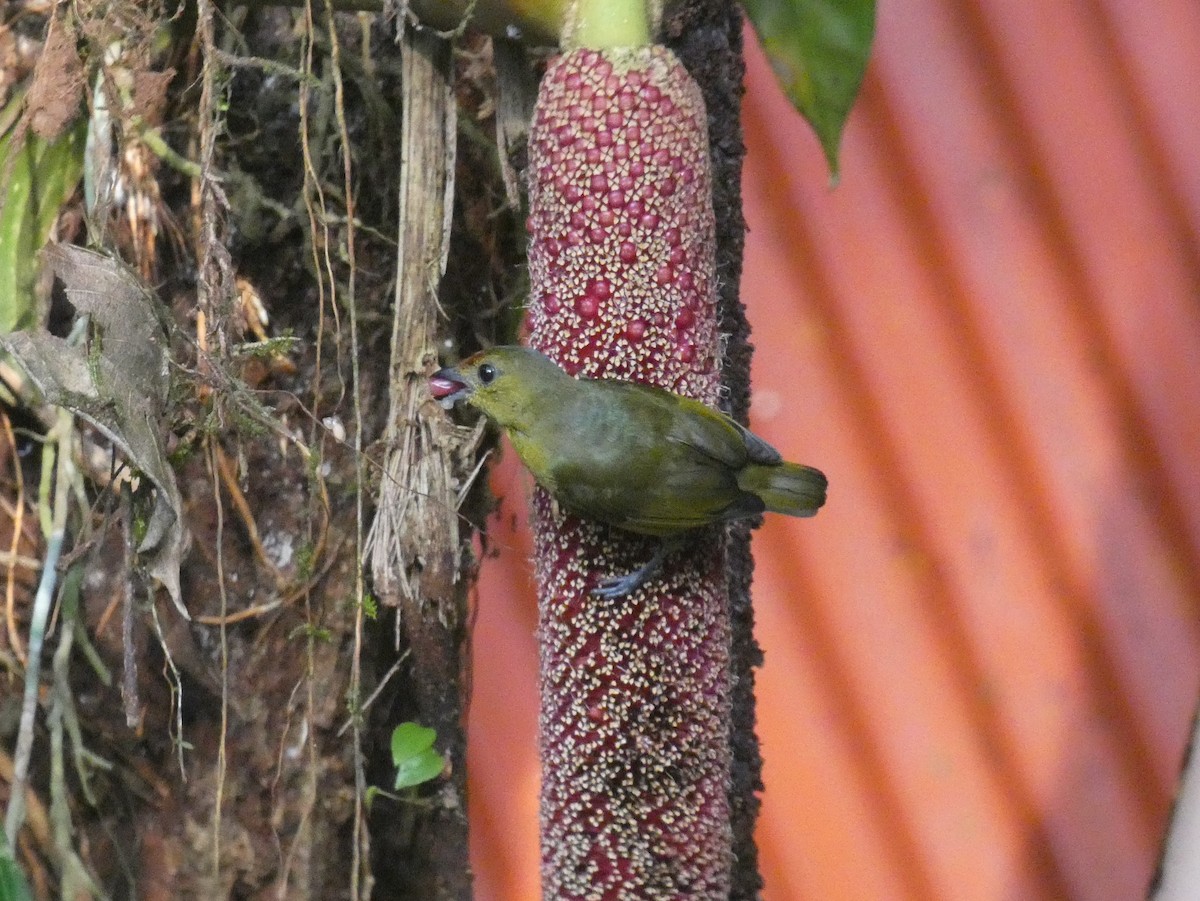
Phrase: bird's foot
[
  {"left": 592, "top": 568, "right": 650, "bottom": 599},
  {"left": 590, "top": 539, "right": 678, "bottom": 599}
]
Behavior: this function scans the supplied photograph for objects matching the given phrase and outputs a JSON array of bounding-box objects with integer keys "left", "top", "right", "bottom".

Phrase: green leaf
[
  {"left": 0, "top": 116, "right": 86, "bottom": 334},
  {"left": 743, "top": 0, "right": 876, "bottom": 178},
  {"left": 390, "top": 722, "right": 437, "bottom": 765},
  {"left": 394, "top": 749, "right": 446, "bottom": 790},
  {"left": 390, "top": 722, "right": 445, "bottom": 790}
]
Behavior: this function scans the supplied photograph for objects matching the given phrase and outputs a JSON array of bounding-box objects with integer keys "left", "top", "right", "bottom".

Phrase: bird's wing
[
  {"left": 537, "top": 382, "right": 772, "bottom": 535},
  {"left": 735, "top": 420, "right": 783, "bottom": 465},
  {"left": 610, "top": 392, "right": 763, "bottom": 532},
  {"left": 663, "top": 393, "right": 785, "bottom": 468}
]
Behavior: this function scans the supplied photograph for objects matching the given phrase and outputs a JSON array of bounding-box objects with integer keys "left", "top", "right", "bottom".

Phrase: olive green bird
[{"left": 431, "top": 345, "right": 827, "bottom": 597}]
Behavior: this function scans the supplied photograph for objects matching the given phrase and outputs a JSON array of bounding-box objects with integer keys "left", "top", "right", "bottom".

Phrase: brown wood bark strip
[{"left": 363, "top": 23, "right": 480, "bottom": 901}]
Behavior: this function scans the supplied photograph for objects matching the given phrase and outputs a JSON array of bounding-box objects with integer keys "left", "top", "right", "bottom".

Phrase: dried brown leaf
[{"left": 1, "top": 244, "right": 188, "bottom": 617}]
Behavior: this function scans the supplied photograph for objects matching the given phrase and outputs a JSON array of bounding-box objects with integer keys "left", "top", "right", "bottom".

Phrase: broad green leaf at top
[{"left": 743, "top": 0, "right": 876, "bottom": 178}]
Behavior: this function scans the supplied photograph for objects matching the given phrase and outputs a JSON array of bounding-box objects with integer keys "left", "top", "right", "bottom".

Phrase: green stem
[{"left": 564, "top": 0, "right": 650, "bottom": 49}]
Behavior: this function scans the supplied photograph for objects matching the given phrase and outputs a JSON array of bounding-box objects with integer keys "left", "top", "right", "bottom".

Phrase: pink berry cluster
[
  {"left": 526, "top": 45, "right": 733, "bottom": 899},
  {"left": 527, "top": 46, "right": 720, "bottom": 403},
  {"left": 532, "top": 493, "right": 733, "bottom": 898}
]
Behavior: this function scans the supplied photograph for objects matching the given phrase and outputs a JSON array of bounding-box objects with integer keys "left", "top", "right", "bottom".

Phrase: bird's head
[{"left": 430, "top": 345, "right": 568, "bottom": 428}]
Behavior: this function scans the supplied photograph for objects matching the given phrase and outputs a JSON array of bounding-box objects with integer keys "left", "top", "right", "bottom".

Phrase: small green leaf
[
  {"left": 391, "top": 722, "right": 437, "bottom": 765},
  {"left": 743, "top": 0, "right": 876, "bottom": 178},
  {"left": 394, "top": 749, "right": 446, "bottom": 790},
  {"left": 390, "top": 722, "right": 445, "bottom": 790}
]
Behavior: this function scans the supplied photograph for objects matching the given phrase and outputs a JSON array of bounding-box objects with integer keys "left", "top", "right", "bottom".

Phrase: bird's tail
[{"left": 738, "top": 462, "right": 827, "bottom": 518}]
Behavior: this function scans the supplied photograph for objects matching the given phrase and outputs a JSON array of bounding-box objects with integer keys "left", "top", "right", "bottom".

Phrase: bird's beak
[{"left": 430, "top": 367, "right": 470, "bottom": 409}]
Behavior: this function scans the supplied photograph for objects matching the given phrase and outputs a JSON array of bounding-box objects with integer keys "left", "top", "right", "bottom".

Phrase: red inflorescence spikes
[
  {"left": 526, "top": 45, "right": 733, "bottom": 899},
  {"left": 527, "top": 47, "right": 720, "bottom": 392}
]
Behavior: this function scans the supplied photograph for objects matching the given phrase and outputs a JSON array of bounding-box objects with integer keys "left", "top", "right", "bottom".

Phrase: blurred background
[{"left": 467, "top": 0, "right": 1200, "bottom": 897}]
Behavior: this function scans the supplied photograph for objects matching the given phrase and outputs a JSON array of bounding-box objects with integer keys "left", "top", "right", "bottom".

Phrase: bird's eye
[{"left": 478, "top": 363, "right": 496, "bottom": 385}]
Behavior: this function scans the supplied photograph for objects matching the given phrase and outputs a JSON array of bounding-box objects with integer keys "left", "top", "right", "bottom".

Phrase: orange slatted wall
[{"left": 467, "top": 1, "right": 1200, "bottom": 897}]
